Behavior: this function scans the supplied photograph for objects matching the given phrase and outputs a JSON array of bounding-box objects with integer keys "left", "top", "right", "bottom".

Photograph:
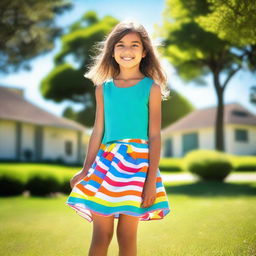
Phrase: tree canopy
[
  {"left": 40, "top": 11, "right": 119, "bottom": 126},
  {"left": 196, "top": 0, "right": 256, "bottom": 46},
  {"left": 0, "top": 0, "right": 72, "bottom": 73}
]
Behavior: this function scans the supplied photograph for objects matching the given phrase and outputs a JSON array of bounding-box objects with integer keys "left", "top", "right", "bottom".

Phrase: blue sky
[{"left": 1, "top": 0, "right": 256, "bottom": 117}]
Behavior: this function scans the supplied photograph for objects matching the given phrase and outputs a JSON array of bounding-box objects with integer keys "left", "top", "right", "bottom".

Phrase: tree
[
  {"left": 157, "top": 0, "right": 256, "bottom": 151},
  {"left": 162, "top": 91, "right": 195, "bottom": 129},
  {"left": 196, "top": 0, "right": 256, "bottom": 105},
  {"left": 0, "top": 0, "right": 72, "bottom": 73},
  {"left": 63, "top": 106, "right": 77, "bottom": 120},
  {"left": 196, "top": 0, "right": 256, "bottom": 46},
  {"left": 40, "top": 11, "right": 119, "bottom": 127}
]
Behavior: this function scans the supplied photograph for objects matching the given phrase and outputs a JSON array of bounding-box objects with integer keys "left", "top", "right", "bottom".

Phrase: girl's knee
[
  {"left": 92, "top": 213, "right": 115, "bottom": 242},
  {"left": 93, "top": 231, "right": 114, "bottom": 245},
  {"left": 116, "top": 215, "right": 139, "bottom": 242}
]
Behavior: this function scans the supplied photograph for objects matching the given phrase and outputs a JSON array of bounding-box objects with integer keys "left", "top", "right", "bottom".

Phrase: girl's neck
[
  {"left": 114, "top": 76, "right": 145, "bottom": 81},
  {"left": 114, "top": 71, "right": 145, "bottom": 81}
]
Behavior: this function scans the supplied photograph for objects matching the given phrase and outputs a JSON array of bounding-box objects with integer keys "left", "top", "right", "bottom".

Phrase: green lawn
[{"left": 1, "top": 180, "right": 256, "bottom": 256}]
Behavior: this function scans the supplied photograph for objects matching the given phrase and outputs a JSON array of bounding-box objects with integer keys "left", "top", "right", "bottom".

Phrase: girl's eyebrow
[{"left": 117, "top": 40, "right": 141, "bottom": 44}]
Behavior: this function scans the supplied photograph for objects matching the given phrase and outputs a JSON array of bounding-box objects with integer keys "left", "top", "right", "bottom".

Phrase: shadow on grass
[{"left": 165, "top": 181, "right": 256, "bottom": 197}]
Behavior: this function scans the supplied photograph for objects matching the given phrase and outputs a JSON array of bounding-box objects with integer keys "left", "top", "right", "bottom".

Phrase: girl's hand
[
  {"left": 141, "top": 179, "right": 157, "bottom": 208},
  {"left": 70, "top": 169, "right": 89, "bottom": 189}
]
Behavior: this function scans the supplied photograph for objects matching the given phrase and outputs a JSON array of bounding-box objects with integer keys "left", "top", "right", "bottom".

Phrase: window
[
  {"left": 232, "top": 110, "right": 248, "bottom": 117},
  {"left": 164, "top": 138, "right": 172, "bottom": 157},
  {"left": 65, "top": 141, "right": 73, "bottom": 156},
  {"left": 182, "top": 132, "right": 198, "bottom": 155},
  {"left": 235, "top": 129, "right": 248, "bottom": 142}
]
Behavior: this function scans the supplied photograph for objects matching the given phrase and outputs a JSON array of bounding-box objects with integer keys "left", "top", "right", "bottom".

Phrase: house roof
[
  {"left": 0, "top": 86, "right": 86, "bottom": 131},
  {"left": 162, "top": 102, "right": 256, "bottom": 134}
]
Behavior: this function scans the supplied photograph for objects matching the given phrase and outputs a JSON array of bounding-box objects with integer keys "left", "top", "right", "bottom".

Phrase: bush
[
  {"left": 25, "top": 171, "right": 62, "bottom": 196},
  {"left": 159, "top": 166, "right": 182, "bottom": 172},
  {"left": 59, "top": 172, "right": 73, "bottom": 194},
  {"left": 184, "top": 150, "right": 233, "bottom": 182},
  {"left": 228, "top": 156, "right": 256, "bottom": 172},
  {"left": 60, "top": 179, "right": 72, "bottom": 194},
  {"left": 159, "top": 158, "right": 183, "bottom": 172},
  {"left": 0, "top": 174, "right": 25, "bottom": 196},
  {"left": 235, "top": 164, "right": 256, "bottom": 171}
]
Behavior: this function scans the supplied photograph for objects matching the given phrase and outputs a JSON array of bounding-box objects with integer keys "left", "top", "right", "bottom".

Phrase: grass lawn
[{"left": 0, "top": 180, "right": 256, "bottom": 256}]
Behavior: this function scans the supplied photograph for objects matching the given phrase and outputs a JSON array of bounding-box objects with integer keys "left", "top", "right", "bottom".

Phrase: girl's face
[{"left": 112, "top": 32, "right": 146, "bottom": 69}]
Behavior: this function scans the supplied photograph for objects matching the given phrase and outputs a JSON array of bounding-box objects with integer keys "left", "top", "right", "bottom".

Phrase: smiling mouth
[{"left": 121, "top": 57, "right": 134, "bottom": 61}]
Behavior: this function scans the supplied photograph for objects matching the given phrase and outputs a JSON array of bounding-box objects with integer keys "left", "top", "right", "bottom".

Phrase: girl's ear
[{"left": 142, "top": 49, "right": 147, "bottom": 58}]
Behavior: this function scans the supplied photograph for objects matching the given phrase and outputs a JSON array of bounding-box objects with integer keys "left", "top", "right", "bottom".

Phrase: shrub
[
  {"left": 159, "top": 158, "right": 183, "bottom": 172},
  {"left": 25, "top": 171, "right": 62, "bottom": 196},
  {"left": 159, "top": 166, "right": 182, "bottom": 172},
  {"left": 235, "top": 164, "right": 256, "bottom": 171},
  {"left": 184, "top": 149, "right": 233, "bottom": 182},
  {"left": 55, "top": 157, "right": 65, "bottom": 164},
  {"left": 228, "top": 156, "right": 256, "bottom": 172},
  {"left": 59, "top": 172, "right": 73, "bottom": 194},
  {"left": 0, "top": 174, "right": 25, "bottom": 196}
]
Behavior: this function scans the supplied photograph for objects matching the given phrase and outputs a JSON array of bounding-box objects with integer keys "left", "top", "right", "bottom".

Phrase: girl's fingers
[
  {"left": 151, "top": 196, "right": 156, "bottom": 204},
  {"left": 141, "top": 198, "right": 149, "bottom": 208},
  {"left": 141, "top": 196, "right": 156, "bottom": 208},
  {"left": 141, "top": 197, "right": 146, "bottom": 207}
]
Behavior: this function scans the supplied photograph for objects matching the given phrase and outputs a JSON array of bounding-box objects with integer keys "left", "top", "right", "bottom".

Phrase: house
[
  {"left": 0, "top": 86, "right": 90, "bottom": 164},
  {"left": 161, "top": 103, "right": 256, "bottom": 157}
]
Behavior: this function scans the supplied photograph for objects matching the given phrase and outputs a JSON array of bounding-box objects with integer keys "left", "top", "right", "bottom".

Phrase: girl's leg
[
  {"left": 116, "top": 214, "right": 140, "bottom": 256},
  {"left": 88, "top": 213, "right": 115, "bottom": 256}
]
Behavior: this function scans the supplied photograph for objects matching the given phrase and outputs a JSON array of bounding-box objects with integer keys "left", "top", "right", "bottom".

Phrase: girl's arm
[
  {"left": 141, "top": 83, "right": 162, "bottom": 208},
  {"left": 81, "top": 84, "right": 105, "bottom": 174},
  {"left": 146, "top": 83, "right": 162, "bottom": 183}
]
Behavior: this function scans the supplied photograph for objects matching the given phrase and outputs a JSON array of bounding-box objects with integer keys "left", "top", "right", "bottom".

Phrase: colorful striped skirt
[{"left": 65, "top": 138, "right": 171, "bottom": 222}]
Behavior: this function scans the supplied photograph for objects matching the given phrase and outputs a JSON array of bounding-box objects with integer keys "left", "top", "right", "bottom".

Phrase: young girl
[{"left": 66, "top": 19, "right": 171, "bottom": 256}]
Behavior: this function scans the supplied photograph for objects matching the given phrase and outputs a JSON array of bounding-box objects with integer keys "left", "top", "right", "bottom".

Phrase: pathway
[{"left": 161, "top": 173, "right": 256, "bottom": 182}]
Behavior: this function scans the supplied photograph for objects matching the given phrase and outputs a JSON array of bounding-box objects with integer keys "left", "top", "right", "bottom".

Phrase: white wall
[
  {"left": 226, "top": 124, "right": 256, "bottom": 155},
  {"left": 0, "top": 120, "right": 88, "bottom": 163},
  {"left": 43, "top": 126, "right": 78, "bottom": 162},
  {"left": 199, "top": 128, "right": 215, "bottom": 150},
  {"left": 162, "top": 124, "right": 256, "bottom": 157},
  {"left": 0, "top": 120, "right": 16, "bottom": 159},
  {"left": 162, "top": 127, "right": 214, "bottom": 157},
  {"left": 21, "top": 123, "right": 35, "bottom": 161}
]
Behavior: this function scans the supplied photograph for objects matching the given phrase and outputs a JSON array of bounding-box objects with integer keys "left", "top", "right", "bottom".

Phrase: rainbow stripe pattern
[{"left": 66, "top": 138, "right": 171, "bottom": 222}]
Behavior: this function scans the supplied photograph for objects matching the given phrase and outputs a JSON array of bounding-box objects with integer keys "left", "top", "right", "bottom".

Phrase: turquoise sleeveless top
[{"left": 101, "top": 76, "right": 154, "bottom": 144}]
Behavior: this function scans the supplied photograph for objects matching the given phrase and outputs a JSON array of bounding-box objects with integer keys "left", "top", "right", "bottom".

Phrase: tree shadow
[{"left": 164, "top": 181, "right": 256, "bottom": 197}]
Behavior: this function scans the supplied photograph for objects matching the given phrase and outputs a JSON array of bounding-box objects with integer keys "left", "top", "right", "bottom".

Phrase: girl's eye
[{"left": 116, "top": 44, "right": 139, "bottom": 47}]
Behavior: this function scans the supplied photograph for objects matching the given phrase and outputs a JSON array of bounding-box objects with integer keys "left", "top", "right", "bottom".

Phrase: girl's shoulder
[
  {"left": 147, "top": 76, "right": 155, "bottom": 85},
  {"left": 102, "top": 78, "right": 113, "bottom": 87}
]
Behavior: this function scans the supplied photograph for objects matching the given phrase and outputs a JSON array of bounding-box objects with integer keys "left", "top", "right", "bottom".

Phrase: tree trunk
[{"left": 213, "top": 71, "right": 225, "bottom": 151}]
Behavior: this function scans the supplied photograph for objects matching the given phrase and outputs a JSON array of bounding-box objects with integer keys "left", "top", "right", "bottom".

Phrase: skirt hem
[{"left": 66, "top": 202, "right": 171, "bottom": 223}]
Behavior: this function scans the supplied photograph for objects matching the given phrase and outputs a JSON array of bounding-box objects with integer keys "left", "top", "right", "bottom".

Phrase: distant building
[
  {"left": 161, "top": 103, "right": 256, "bottom": 157},
  {"left": 0, "top": 86, "right": 90, "bottom": 164}
]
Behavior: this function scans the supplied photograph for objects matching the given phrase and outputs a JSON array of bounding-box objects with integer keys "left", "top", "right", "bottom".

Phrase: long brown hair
[{"left": 84, "top": 19, "right": 170, "bottom": 100}]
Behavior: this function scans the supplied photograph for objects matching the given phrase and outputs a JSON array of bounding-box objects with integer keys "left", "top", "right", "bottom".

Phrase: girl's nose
[{"left": 122, "top": 46, "right": 133, "bottom": 52}]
